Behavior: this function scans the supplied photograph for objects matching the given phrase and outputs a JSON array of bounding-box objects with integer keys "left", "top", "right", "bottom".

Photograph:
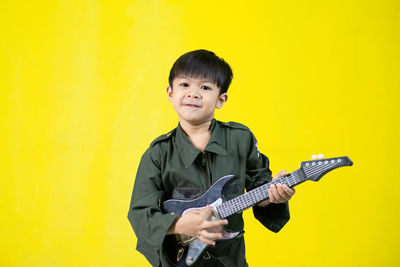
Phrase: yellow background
[{"left": 1, "top": 0, "right": 399, "bottom": 266}]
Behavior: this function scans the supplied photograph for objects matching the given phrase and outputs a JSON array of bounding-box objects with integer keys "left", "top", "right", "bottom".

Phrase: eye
[
  {"left": 180, "top": 83, "right": 189, "bottom": 87},
  {"left": 201, "top": 85, "right": 211, "bottom": 90}
]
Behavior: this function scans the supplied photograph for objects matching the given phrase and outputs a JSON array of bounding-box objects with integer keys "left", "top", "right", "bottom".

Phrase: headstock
[{"left": 300, "top": 156, "right": 353, "bottom": 181}]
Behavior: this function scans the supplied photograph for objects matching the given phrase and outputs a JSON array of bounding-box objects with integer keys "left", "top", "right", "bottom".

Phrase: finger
[
  {"left": 275, "top": 184, "right": 290, "bottom": 201},
  {"left": 200, "top": 205, "right": 214, "bottom": 218},
  {"left": 203, "top": 219, "right": 228, "bottom": 229},
  {"left": 199, "top": 229, "right": 223, "bottom": 240},
  {"left": 277, "top": 184, "right": 295, "bottom": 201},
  {"left": 268, "top": 185, "right": 279, "bottom": 203},
  {"left": 273, "top": 170, "right": 287, "bottom": 180},
  {"left": 271, "top": 184, "right": 287, "bottom": 203},
  {"left": 270, "top": 185, "right": 278, "bottom": 203},
  {"left": 197, "top": 235, "right": 216, "bottom": 246},
  {"left": 281, "top": 184, "right": 295, "bottom": 196},
  {"left": 278, "top": 184, "right": 295, "bottom": 198}
]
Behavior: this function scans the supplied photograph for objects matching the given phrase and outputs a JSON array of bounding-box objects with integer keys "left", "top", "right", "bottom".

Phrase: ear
[
  {"left": 167, "top": 86, "right": 173, "bottom": 102},
  {"left": 216, "top": 93, "right": 228, "bottom": 109}
]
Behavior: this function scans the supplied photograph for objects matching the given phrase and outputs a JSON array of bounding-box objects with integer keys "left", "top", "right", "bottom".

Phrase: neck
[
  {"left": 179, "top": 119, "right": 213, "bottom": 151},
  {"left": 179, "top": 119, "right": 213, "bottom": 136},
  {"left": 216, "top": 169, "right": 306, "bottom": 219}
]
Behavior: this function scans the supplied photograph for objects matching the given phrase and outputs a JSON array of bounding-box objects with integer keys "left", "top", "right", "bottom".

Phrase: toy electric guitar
[{"left": 162, "top": 156, "right": 353, "bottom": 266}]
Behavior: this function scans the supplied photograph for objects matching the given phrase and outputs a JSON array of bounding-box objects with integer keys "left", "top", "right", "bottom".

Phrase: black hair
[{"left": 168, "top": 49, "right": 233, "bottom": 95}]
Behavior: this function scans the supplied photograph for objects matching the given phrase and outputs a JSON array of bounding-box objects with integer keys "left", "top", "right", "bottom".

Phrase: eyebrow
[{"left": 177, "top": 76, "right": 214, "bottom": 83}]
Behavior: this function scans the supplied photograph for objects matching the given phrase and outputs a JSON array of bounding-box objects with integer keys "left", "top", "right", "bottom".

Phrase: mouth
[{"left": 183, "top": 103, "right": 201, "bottom": 108}]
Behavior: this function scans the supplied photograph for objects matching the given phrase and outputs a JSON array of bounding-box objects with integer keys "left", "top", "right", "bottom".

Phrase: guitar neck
[{"left": 216, "top": 169, "right": 306, "bottom": 219}]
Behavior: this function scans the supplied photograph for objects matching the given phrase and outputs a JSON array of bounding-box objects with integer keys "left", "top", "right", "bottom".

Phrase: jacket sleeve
[
  {"left": 245, "top": 131, "right": 290, "bottom": 233},
  {"left": 127, "top": 146, "right": 179, "bottom": 267}
]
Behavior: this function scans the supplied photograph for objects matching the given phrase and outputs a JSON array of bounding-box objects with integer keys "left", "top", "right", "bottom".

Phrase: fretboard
[{"left": 216, "top": 169, "right": 305, "bottom": 219}]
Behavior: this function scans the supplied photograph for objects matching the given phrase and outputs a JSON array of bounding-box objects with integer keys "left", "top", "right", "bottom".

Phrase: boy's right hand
[{"left": 167, "top": 206, "right": 228, "bottom": 246}]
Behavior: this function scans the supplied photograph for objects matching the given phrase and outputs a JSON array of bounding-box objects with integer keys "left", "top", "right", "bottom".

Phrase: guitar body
[{"left": 162, "top": 174, "right": 240, "bottom": 266}]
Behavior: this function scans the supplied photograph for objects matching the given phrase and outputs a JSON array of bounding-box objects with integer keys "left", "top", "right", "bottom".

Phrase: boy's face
[{"left": 167, "top": 75, "right": 228, "bottom": 126}]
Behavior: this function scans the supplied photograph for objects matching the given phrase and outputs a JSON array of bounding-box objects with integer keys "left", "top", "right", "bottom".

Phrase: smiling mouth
[{"left": 184, "top": 104, "right": 201, "bottom": 108}]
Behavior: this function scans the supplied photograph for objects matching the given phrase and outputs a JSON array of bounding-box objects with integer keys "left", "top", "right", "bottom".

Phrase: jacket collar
[{"left": 175, "top": 119, "right": 227, "bottom": 168}]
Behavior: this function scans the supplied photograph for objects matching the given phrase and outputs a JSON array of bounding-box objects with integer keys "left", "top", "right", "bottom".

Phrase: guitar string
[
  {"left": 305, "top": 162, "right": 337, "bottom": 176},
  {"left": 304, "top": 161, "right": 341, "bottom": 177},
  {"left": 222, "top": 170, "right": 307, "bottom": 215},
  {"left": 226, "top": 171, "right": 298, "bottom": 215},
  {"left": 223, "top": 160, "right": 342, "bottom": 217},
  {"left": 221, "top": 168, "right": 314, "bottom": 217},
  {"left": 219, "top": 161, "right": 343, "bottom": 217},
  {"left": 301, "top": 161, "right": 338, "bottom": 177},
  {"left": 220, "top": 171, "right": 302, "bottom": 217}
]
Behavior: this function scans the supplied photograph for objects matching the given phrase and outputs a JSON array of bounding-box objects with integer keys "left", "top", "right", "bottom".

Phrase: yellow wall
[{"left": 1, "top": 0, "right": 399, "bottom": 266}]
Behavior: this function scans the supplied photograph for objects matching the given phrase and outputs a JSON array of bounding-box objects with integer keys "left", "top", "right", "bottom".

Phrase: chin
[
  {"left": 178, "top": 112, "right": 214, "bottom": 125},
  {"left": 187, "top": 118, "right": 214, "bottom": 126}
]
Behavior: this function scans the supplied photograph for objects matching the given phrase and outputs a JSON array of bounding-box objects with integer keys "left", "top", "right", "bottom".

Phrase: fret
[{"left": 217, "top": 168, "right": 307, "bottom": 219}]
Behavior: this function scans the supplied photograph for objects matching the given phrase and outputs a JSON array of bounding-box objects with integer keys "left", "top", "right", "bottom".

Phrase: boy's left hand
[
  {"left": 257, "top": 170, "right": 295, "bottom": 207},
  {"left": 268, "top": 170, "right": 295, "bottom": 203}
]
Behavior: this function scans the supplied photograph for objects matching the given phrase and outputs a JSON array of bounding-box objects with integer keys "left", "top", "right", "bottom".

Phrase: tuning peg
[
  {"left": 312, "top": 154, "right": 317, "bottom": 160},
  {"left": 317, "top": 154, "right": 324, "bottom": 159}
]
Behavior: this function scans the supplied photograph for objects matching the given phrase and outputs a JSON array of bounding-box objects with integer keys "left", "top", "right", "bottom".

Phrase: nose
[
  {"left": 187, "top": 92, "right": 199, "bottom": 98},
  {"left": 187, "top": 87, "right": 201, "bottom": 98}
]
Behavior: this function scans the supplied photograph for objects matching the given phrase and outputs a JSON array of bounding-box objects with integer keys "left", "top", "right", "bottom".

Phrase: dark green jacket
[{"left": 127, "top": 119, "right": 290, "bottom": 267}]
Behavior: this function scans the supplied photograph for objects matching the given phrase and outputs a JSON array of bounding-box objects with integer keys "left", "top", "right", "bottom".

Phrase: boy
[{"left": 128, "top": 49, "right": 295, "bottom": 267}]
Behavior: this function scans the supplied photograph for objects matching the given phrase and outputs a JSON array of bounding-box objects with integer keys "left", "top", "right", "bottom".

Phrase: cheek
[{"left": 172, "top": 100, "right": 180, "bottom": 109}]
